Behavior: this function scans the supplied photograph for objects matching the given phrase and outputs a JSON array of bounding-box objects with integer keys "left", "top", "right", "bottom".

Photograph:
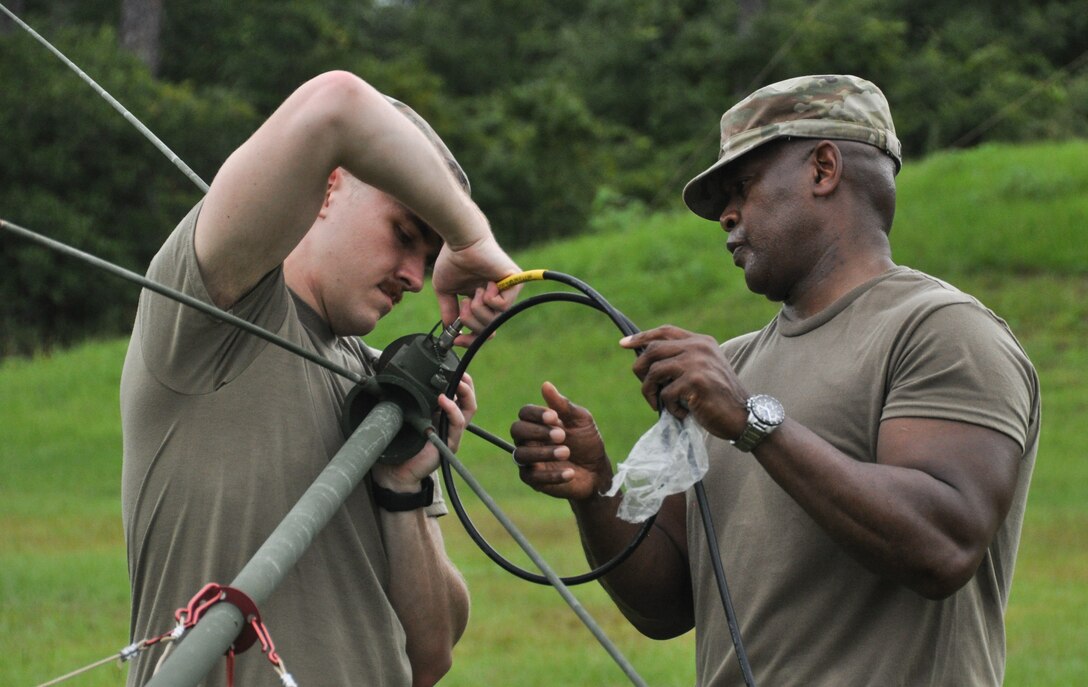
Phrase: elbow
[
  {"left": 409, "top": 583, "right": 469, "bottom": 687},
  {"left": 293, "top": 70, "right": 386, "bottom": 151},
  {"left": 406, "top": 630, "right": 457, "bottom": 687},
  {"left": 410, "top": 650, "right": 454, "bottom": 687},
  {"left": 301, "top": 70, "right": 379, "bottom": 113},
  {"left": 910, "top": 576, "right": 967, "bottom": 601},
  {"left": 306, "top": 69, "right": 377, "bottom": 101},
  {"left": 636, "top": 621, "right": 694, "bottom": 641},
  {"left": 902, "top": 542, "right": 984, "bottom": 600},
  {"left": 599, "top": 571, "right": 695, "bottom": 640},
  {"left": 617, "top": 602, "right": 694, "bottom": 640},
  {"left": 911, "top": 570, "right": 976, "bottom": 601}
]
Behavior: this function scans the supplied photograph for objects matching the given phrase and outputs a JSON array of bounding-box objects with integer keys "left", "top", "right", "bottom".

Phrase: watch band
[
  {"left": 731, "top": 423, "right": 768, "bottom": 453},
  {"left": 731, "top": 394, "right": 785, "bottom": 453},
  {"left": 372, "top": 475, "right": 434, "bottom": 512}
]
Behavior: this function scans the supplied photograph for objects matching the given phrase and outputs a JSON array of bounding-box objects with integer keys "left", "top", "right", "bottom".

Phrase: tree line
[{"left": 2, "top": 0, "right": 1086, "bottom": 356}]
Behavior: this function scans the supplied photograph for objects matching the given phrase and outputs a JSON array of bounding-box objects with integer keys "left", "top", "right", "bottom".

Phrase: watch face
[{"left": 749, "top": 394, "right": 785, "bottom": 425}]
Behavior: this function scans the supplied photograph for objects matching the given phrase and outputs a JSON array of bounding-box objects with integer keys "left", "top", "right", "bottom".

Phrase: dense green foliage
[
  {"left": 2, "top": 0, "right": 1087, "bottom": 355},
  {"left": 2, "top": 141, "right": 1086, "bottom": 685},
  {"left": 0, "top": 22, "right": 257, "bottom": 355}
]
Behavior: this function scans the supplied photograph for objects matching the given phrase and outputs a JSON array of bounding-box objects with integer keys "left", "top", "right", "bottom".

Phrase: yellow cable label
[{"left": 497, "top": 270, "right": 547, "bottom": 291}]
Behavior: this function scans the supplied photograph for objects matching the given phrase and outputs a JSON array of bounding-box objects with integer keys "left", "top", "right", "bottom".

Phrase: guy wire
[
  {"left": 0, "top": 3, "right": 210, "bottom": 192},
  {"left": 0, "top": 218, "right": 368, "bottom": 387}
]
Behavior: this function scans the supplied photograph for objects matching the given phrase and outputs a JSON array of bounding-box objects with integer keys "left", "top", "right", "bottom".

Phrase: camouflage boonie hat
[
  {"left": 682, "top": 74, "right": 901, "bottom": 220},
  {"left": 385, "top": 95, "right": 471, "bottom": 195}
]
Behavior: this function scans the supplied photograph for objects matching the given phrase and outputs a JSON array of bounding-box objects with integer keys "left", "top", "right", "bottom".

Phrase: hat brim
[{"left": 681, "top": 136, "right": 771, "bottom": 221}]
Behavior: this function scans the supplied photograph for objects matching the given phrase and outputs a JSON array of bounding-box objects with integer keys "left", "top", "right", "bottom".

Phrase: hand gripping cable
[{"left": 423, "top": 270, "right": 659, "bottom": 586}]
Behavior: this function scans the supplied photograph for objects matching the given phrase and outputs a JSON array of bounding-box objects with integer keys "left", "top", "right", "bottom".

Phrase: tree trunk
[
  {"left": 120, "top": 0, "right": 164, "bottom": 75},
  {"left": 0, "top": 0, "right": 27, "bottom": 35},
  {"left": 737, "top": 0, "right": 763, "bottom": 37}
]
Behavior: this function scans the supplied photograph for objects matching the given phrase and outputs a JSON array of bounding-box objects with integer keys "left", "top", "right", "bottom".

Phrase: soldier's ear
[{"left": 810, "top": 140, "right": 843, "bottom": 197}]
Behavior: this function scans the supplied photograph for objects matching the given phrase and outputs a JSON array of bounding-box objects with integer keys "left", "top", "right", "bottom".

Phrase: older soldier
[{"left": 511, "top": 75, "right": 1039, "bottom": 686}]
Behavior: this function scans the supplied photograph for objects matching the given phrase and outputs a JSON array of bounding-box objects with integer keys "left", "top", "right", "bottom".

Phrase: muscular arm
[
  {"left": 512, "top": 383, "right": 695, "bottom": 638},
  {"left": 753, "top": 416, "right": 1021, "bottom": 598},
  {"left": 194, "top": 70, "right": 516, "bottom": 310},
  {"left": 572, "top": 491, "right": 694, "bottom": 638},
  {"left": 623, "top": 325, "right": 1023, "bottom": 599}
]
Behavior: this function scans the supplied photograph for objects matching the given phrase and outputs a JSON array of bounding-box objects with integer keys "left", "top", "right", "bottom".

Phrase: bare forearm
[
  {"left": 510, "top": 384, "right": 695, "bottom": 637},
  {"left": 571, "top": 492, "right": 694, "bottom": 638},
  {"left": 197, "top": 71, "right": 493, "bottom": 305},
  {"left": 318, "top": 74, "right": 487, "bottom": 250},
  {"left": 381, "top": 511, "right": 469, "bottom": 687},
  {"left": 302, "top": 73, "right": 518, "bottom": 300}
]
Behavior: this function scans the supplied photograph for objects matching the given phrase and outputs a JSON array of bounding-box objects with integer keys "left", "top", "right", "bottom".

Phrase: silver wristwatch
[{"left": 731, "top": 394, "right": 785, "bottom": 452}]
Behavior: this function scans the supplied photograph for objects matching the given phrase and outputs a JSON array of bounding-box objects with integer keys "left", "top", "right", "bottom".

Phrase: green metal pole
[{"left": 146, "top": 401, "right": 404, "bottom": 687}]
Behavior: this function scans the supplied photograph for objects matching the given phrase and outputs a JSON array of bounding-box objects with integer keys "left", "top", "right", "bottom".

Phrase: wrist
[
  {"left": 731, "top": 394, "right": 786, "bottom": 453},
  {"left": 571, "top": 475, "right": 622, "bottom": 522},
  {"left": 372, "top": 475, "right": 434, "bottom": 512},
  {"left": 370, "top": 462, "right": 428, "bottom": 493},
  {"left": 443, "top": 204, "right": 490, "bottom": 252},
  {"left": 587, "top": 458, "right": 615, "bottom": 499},
  {"left": 372, "top": 473, "right": 425, "bottom": 493}
]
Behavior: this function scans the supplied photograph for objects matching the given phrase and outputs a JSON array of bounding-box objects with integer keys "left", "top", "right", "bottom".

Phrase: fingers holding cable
[
  {"left": 452, "top": 281, "right": 520, "bottom": 347},
  {"left": 437, "top": 373, "right": 476, "bottom": 453},
  {"left": 620, "top": 325, "right": 749, "bottom": 437},
  {"left": 456, "top": 284, "right": 496, "bottom": 334}
]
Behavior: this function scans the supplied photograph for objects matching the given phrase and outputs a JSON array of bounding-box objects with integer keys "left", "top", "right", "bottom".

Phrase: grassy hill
[{"left": 2, "top": 140, "right": 1086, "bottom": 685}]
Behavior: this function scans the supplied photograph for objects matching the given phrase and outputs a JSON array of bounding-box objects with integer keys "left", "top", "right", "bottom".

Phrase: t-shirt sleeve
[
  {"left": 135, "top": 201, "right": 291, "bottom": 394},
  {"left": 882, "top": 301, "right": 1039, "bottom": 451}
]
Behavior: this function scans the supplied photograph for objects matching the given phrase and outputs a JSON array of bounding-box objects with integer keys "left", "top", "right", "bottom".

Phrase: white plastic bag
[{"left": 604, "top": 412, "right": 709, "bottom": 523}]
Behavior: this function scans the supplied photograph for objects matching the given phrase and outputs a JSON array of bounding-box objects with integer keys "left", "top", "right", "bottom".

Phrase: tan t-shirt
[
  {"left": 121, "top": 202, "right": 444, "bottom": 686},
  {"left": 689, "top": 267, "right": 1040, "bottom": 686}
]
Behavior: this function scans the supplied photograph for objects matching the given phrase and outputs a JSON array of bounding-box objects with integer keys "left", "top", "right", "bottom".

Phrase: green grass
[
  {"left": 893, "top": 140, "right": 1088, "bottom": 276},
  {"left": 3, "top": 140, "right": 1086, "bottom": 685},
  {"left": 0, "top": 340, "right": 131, "bottom": 686}
]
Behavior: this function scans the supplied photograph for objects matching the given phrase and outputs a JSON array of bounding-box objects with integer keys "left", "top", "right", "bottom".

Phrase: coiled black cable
[
  {"left": 435, "top": 270, "right": 756, "bottom": 686},
  {"left": 437, "top": 282, "right": 656, "bottom": 586}
]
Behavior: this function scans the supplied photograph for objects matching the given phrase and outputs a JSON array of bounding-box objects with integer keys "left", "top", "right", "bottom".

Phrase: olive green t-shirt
[
  {"left": 121, "top": 202, "right": 445, "bottom": 686},
  {"left": 689, "top": 267, "right": 1040, "bottom": 686}
]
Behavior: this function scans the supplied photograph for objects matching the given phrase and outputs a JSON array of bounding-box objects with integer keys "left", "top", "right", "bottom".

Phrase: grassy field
[{"left": 2, "top": 140, "right": 1086, "bottom": 685}]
